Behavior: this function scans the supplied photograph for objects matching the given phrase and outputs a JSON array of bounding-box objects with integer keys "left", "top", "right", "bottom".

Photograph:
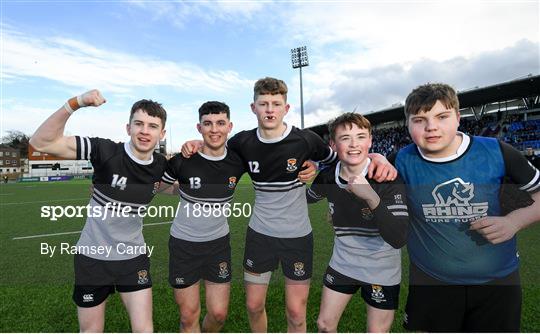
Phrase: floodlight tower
[{"left": 291, "top": 46, "right": 309, "bottom": 129}]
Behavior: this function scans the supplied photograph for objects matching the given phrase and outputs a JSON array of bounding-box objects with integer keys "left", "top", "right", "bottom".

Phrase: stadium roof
[{"left": 309, "top": 74, "right": 540, "bottom": 135}]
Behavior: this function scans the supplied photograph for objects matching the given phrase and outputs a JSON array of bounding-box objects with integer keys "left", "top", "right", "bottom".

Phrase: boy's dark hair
[
  {"left": 253, "top": 77, "right": 288, "bottom": 102},
  {"left": 405, "top": 83, "right": 460, "bottom": 118},
  {"left": 130, "top": 99, "right": 167, "bottom": 128},
  {"left": 328, "top": 112, "right": 372, "bottom": 141},
  {"left": 198, "top": 101, "right": 230, "bottom": 121}
]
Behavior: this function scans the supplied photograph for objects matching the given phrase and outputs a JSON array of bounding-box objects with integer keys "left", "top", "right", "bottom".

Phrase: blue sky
[{"left": 2, "top": 1, "right": 539, "bottom": 152}]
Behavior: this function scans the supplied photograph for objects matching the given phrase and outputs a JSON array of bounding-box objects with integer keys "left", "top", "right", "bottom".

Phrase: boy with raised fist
[{"left": 30, "top": 90, "right": 168, "bottom": 332}]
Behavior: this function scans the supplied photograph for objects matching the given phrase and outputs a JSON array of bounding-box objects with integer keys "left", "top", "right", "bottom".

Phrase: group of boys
[{"left": 30, "top": 77, "right": 540, "bottom": 332}]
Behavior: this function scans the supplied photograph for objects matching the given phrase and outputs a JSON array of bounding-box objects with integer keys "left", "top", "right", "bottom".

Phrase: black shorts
[
  {"left": 323, "top": 266, "right": 400, "bottom": 310},
  {"left": 169, "top": 234, "right": 232, "bottom": 288},
  {"left": 243, "top": 227, "right": 313, "bottom": 281},
  {"left": 73, "top": 254, "right": 151, "bottom": 308},
  {"left": 403, "top": 263, "right": 521, "bottom": 332}
]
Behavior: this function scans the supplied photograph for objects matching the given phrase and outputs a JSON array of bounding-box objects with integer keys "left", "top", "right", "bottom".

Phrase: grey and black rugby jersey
[
  {"left": 307, "top": 160, "right": 409, "bottom": 285},
  {"left": 161, "top": 149, "right": 246, "bottom": 242},
  {"left": 75, "top": 136, "right": 168, "bottom": 260},
  {"left": 227, "top": 125, "right": 337, "bottom": 238}
]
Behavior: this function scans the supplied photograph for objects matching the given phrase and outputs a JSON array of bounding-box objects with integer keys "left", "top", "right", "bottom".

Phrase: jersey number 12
[{"left": 248, "top": 161, "right": 260, "bottom": 173}]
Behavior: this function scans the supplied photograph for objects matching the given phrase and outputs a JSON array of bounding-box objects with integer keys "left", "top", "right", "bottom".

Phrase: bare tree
[{"left": 2, "top": 130, "right": 30, "bottom": 158}]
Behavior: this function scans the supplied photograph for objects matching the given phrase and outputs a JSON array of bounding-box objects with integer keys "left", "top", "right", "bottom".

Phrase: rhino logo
[{"left": 432, "top": 178, "right": 474, "bottom": 206}]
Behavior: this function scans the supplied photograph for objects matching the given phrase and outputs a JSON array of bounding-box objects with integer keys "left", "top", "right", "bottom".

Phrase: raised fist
[{"left": 80, "top": 89, "right": 106, "bottom": 107}]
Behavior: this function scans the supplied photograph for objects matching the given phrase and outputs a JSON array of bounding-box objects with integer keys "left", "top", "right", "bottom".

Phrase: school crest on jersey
[
  {"left": 361, "top": 207, "right": 374, "bottom": 220},
  {"left": 286, "top": 158, "right": 298, "bottom": 172},
  {"left": 218, "top": 262, "right": 230, "bottom": 279},
  {"left": 228, "top": 176, "right": 237, "bottom": 189},
  {"left": 293, "top": 262, "right": 305, "bottom": 277},
  {"left": 137, "top": 270, "right": 149, "bottom": 284}
]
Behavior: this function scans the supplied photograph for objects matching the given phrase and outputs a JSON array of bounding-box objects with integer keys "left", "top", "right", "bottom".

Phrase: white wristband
[
  {"left": 64, "top": 102, "right": 75, "bottom": 115},
  {"left": 77, "top": 95, "right": 87, "bottom": 108}
]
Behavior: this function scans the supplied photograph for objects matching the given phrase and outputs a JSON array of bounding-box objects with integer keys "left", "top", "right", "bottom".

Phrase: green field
[{"left": 1, "top": 179, "right": 539, "bottom": 332}]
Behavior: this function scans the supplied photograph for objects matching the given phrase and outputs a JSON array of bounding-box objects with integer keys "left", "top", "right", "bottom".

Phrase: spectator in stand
[{"left": 525, "top": 147, "right": 540, "bottom": 169}]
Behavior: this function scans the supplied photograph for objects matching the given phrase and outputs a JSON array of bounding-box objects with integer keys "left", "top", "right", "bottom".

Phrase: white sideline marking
[
  {"left": 13, "top": 230, "right": 82, "bottom": 240},
  {"left": 12, "top": 221, "right": 173, "bottom": 240},
  {"left": 1, "top": 197, "right": 89, "bottom": 206}
]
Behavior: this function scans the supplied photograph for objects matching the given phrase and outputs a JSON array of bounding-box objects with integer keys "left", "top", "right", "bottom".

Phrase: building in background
[
  {"left": 0, "top": 145, "right": 22, "bottom": 177},
  {"left": 27, "top": 145, "right": 94, "bottom": 177}
]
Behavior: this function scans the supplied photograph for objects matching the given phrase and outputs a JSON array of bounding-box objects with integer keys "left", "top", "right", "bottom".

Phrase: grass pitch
[{"left": 1, "top": 179, "right": 539, "bottom": 332}]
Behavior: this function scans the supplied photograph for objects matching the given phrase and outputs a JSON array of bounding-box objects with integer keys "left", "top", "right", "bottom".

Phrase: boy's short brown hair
[
  {"left": 253, "top": 77, "right": 288, "bottom": 101},
  {"left": 328, "top": 112, "right": 372, "bottom": 141},
  {"left": 130, "top": 99, "right": 167, "bottom": 128},
  {"left": 405, "top": 83, "right": 459, "bottom": 118}
]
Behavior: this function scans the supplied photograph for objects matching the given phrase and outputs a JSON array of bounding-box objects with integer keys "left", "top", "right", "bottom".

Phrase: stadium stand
[{"left": 308, "top": 74, "right": 540, "bottom": 156}]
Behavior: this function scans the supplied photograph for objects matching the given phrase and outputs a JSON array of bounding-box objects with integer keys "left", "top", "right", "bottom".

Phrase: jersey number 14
[{"left": 111, "top": 174, "right": 128, "bottom": 190}]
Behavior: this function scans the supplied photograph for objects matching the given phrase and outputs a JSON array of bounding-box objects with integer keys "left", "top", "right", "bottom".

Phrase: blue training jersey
[{"left": 394, "top": 134, "right": 539, "bottom": 284}]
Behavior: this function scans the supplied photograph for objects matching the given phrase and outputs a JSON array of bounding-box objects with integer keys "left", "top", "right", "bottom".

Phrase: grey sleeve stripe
[
  {"left": 78, "top": 136, "right": 85, "bottom": 160},
  {"left": 336, "top": 232, "right": 380, "bottom": 237},
  {"left": 85, "top": 137, "right": 91, "bottom": 160},
  {"left": 334, "top": 226, "right": 379, "bottom": 232},
  {"left": 161, "top": 177, "right": 175, "bottom": 184},
  {"left": 519, "top": 168, "right": 539, "bottom": 191},
  {"left": 91, "top": 194, "right": 145, "bottom": 213},
  {"left": 253, "top": 179, "right": 299, "bottom": 186},
  {"left": 528, "top": 182, "right": 540, "bottom": 192},
  {"left": 321, "top": 148, "right": 335, "bottom": 162},
  {"left": 93, "top": 188, "right": 147, "bottom": 208},
  {"left": 179, "top": 190, "right": 234, "bottom": 203},
  {"left": 387, "top": 205, "right": 407, "bottom": 210},
  {"left": 391, "top": 211, "right": 409, "bottom": 216},
  {"left": 319, "top": 150, "right": 337, "bottom": 164},
  {"left": 79, "top": 136, "right": 91, "bottom": 160},
  {"left": 307, "top": 188, "right": 323, "bottom": 200},
  {"left": 254, "top": 182, "right": 304, "bottom": 191},
  {"left": 162, "top": 171, "right": 176, "bottom": 183}
]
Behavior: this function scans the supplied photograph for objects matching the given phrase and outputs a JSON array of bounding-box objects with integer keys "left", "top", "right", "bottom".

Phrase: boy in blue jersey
[{"left": 390, "top": 83, "right": 540, "bottom": 332}]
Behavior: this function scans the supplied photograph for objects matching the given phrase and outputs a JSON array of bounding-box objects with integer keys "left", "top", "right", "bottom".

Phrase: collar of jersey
[
  {"left": 416, "top": 132, "right": 470, "bottom": 163},
  {"left": 124, "top": 141, "right": 154, "bottom": 165},
  {"left": 334, "top": 158, "right": 371, "bottom": 189},
  {"left": 197, "top": 148, "right": 227, "bottom": 161},
  {"left": 256, "top": 122, "right": 293, "bottom": 143}
]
